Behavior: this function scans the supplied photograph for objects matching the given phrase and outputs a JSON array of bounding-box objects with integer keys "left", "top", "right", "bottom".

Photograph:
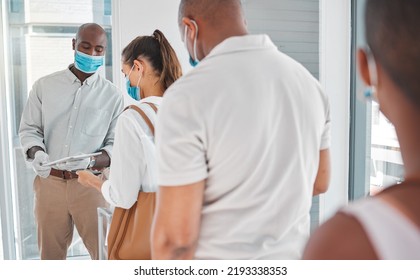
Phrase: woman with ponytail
[
  {"left": 120, "top": 29, "right": 182, "bottom": 102},
  {"left": 77, "top": 30, "right": 181, "bottom": 216}
]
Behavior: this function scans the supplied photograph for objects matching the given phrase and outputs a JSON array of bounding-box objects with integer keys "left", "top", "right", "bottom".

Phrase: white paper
[{"left": 42, "top": 152, "right": 102, "bottom": 167}]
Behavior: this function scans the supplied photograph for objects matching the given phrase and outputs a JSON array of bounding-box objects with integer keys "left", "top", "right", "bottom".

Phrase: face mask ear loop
[
  {"left": 183, "top": 25, "right": 189, "bottom": 51},
  {"left": 191, "top": 20, "right": 199, "bottom": 63},
  {"left": 127, "top": 64, "right": 135, "bottom": 82},
  {"left": 135, "top": 63, "right": 144, "bottom": 99},
  {"left": 136, "top": 64, "right": 143, "bottom": 88}
]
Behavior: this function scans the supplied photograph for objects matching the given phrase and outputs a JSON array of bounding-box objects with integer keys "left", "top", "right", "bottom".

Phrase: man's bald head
[
  {"left": 178, "top": 0, "right": 244, "bottom": 26},
  {"left": 178, "top": 0, "right": 247, "bottom": 60},
  {"left": 75, "top": 23, "right": 107, "bottom": 47}
]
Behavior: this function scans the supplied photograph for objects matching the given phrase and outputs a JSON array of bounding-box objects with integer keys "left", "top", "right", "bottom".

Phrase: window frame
[
  {"left": 348, "top": 0, "right": 371, "bottom": 201},
  {"left": 1, "top": 0, "right": 18, "bottom": 260}
]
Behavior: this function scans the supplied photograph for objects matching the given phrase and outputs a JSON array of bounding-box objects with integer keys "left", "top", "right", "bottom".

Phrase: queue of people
[{"left": 18, "top": 0, "right": 419, "bottom": 260}]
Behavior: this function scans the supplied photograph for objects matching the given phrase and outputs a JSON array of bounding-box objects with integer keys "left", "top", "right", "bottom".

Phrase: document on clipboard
[{"left": 42, "top": 152, "right": 102, "bottom": 167}]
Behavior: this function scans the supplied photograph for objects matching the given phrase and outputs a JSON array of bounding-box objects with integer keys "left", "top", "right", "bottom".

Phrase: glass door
[{"left": 1, "top": 0, "right": 113, "bottom": 259}]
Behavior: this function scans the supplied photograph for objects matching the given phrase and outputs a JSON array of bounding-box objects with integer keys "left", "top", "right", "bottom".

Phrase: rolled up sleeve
[{"left": 19, "top": 81, "right": 46, "bottom": 160}]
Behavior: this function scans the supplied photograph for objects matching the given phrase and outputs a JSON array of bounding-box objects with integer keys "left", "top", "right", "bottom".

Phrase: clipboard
[{"left": 42, "top": 152, "right": 102, "bottom": 167}]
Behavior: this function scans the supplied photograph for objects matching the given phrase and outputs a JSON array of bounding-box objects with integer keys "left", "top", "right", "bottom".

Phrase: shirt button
[
  {"left": 74, "top": 107, "right": 78, "bottom": 110},
  {"left": 65, "top": 145, "right": 68, "bottom": 148},
  {"left": 69, "top": 125, "right": 73, "bottom": 129}
]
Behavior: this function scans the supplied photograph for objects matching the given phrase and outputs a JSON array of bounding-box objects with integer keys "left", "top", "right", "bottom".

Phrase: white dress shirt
[
  {"left": 101, "top": 96, "right": 161, "bottom": 209},
  {"left": 19, "top": 65, "right": 124, "bottom": 161}
]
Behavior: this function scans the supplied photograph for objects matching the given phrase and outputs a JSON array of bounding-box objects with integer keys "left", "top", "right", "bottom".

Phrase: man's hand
[{"left": 32, "top": 151, "right": 51, "bottom": 178}]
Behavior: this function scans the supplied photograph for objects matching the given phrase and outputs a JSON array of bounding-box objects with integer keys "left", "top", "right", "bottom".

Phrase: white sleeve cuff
[{"left": 101, "top": 180, "right": 117, "bottom": 207}]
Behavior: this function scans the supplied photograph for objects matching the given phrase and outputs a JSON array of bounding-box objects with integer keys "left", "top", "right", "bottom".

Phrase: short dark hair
[
  {"left": 122, "top": 30, "right": 182, "bottom": 91},
  {"left": 365, "top": 0, "right": 420, "bottom": 106}
]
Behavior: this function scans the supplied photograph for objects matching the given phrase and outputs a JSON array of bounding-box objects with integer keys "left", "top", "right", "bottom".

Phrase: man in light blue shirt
[{"left": 19, "top": 23, "right": 123, "bottom": 260}]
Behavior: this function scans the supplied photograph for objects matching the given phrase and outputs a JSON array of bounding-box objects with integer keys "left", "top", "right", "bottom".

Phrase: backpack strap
[
  {"left": 143, "top": 102, "right": 158, "bottom": 113},
  {"left": 124, "top": 103, "right": 157, "bottom": 136}
]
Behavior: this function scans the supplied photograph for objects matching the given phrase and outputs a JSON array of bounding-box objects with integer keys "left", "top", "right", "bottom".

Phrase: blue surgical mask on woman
[
  {"left": 126, "top": 64, "right": 142, "bottom": 100},
  {"left": 74, "top": 50, "right": 104, "bottom": 74}
]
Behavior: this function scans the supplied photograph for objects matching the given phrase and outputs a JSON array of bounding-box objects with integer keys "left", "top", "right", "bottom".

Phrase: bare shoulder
[{"left": 303, "top": 212, "right": 378, "bottom": 259}]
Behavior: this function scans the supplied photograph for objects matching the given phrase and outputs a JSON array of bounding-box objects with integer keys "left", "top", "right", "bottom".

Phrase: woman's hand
[{"left": 76, "top": 170, "right": 104, "bottom": 192}]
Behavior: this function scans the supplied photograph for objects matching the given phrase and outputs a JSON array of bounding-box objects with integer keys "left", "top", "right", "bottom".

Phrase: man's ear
[
  {"left": 358, "top": 48, "right": 371, "bottom": 86},
  {"left": 182, "top": 17, "right": 197, "bottom": 41},
  {"left": 72, "top": 38, "right": 76, "bottom": 51}
]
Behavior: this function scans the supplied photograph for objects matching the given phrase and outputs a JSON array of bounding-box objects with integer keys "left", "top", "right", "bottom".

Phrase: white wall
[
  {"left": 112, "top": 0, "right": 191, "bottom": 99},
  {"left": 319, "top": 0, "right": 351, "bottom": 220}
]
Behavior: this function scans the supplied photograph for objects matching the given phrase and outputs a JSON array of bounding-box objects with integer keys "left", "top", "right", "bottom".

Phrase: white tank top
[{"left": 342, "top": 197, "right": 420, "bottom": 259}]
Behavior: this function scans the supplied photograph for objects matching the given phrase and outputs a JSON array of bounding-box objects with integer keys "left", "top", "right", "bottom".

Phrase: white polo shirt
[{"left": 156, "top": 34, "right": 330, "bottom": 259}]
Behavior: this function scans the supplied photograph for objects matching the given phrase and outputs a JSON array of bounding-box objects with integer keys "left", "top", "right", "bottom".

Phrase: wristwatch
[{"left": 88, "top": 156, "right": 96, "bottom": 169}]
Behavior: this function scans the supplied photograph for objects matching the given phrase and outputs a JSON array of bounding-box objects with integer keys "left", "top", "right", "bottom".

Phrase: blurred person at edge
[
  {"left": 152, "top": 0, "right": 331, "bottom": 260},
  {"left": 304, "top": 0, "right": 420, "bottom": 260},
  {"left": 19, "top": 23, "right": 124, "bottom": 260}
]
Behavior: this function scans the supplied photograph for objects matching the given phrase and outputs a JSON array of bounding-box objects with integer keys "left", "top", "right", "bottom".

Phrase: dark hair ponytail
[
  {"left": 152, "top": 30, "right": 183, "bottom": 91},
  {"left": 122, "top": 29, "right": 182, "bottom": 91}
]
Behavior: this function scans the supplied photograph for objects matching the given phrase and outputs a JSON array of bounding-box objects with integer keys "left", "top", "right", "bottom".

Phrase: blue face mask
[
  {"left": 189, "top": 56, "right": 198, "bottom": 68},
  {"left": 125, "top": 64, "right": 142, "bottom": 101},
  {"left": 184, "top": 20, "right": 200, "bottom": 67},
  {"left": 74, "top": 50, "right": 104, "bottom": 74},
  {"left": 126, "top": 78, "right": 140, "bottom": 100}
]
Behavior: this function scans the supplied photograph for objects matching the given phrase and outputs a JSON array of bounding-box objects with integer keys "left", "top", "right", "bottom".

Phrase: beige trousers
[{"left": 34, "top": 175, "right": 108, "bottom": 260}]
